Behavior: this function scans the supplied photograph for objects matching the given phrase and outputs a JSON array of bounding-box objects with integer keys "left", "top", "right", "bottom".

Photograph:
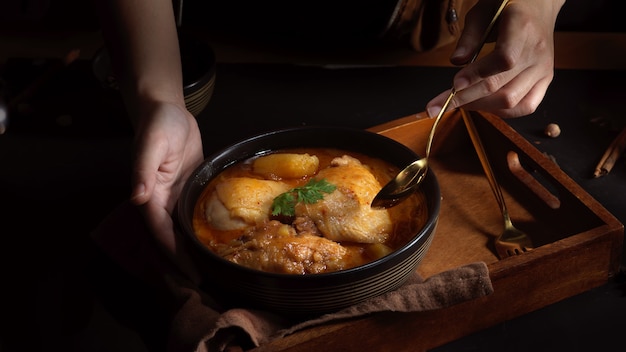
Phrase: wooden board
[{"left": 250, "top": 111, "right": 624, "bottom": 352}]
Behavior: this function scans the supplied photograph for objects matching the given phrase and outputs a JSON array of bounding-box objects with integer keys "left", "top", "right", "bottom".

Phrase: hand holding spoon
[{"left": 371, "top": 0, "right": 510, "bottom": 209}]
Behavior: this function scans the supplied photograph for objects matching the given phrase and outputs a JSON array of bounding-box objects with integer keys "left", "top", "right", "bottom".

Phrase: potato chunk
[{"left": 252, "top": 153, "right": 319, "bottom": 179}]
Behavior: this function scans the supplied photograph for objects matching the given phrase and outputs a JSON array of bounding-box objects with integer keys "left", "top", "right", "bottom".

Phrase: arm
[
  {"left": 97, "top": 0, "right": 184, "bottom": 120},
  {"left": 95, "top": 0, "right": 203, "bottom": 281}
]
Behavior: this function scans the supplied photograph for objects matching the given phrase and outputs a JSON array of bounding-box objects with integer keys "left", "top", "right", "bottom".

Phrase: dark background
[
  {"left": 0, "top": 0, "right": 625, "bottom": 33},
  {"left": 1, "top": 0, "right": 625, "bottom": 351}
]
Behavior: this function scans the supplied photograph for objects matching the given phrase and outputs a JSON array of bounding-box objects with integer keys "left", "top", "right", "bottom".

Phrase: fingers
[
  {"left": 450, "top": 0, "right": 502, "bottom": 65},
  {"left": 426, "top": 62, "right": 553, "bottom": 118},
  {"left": 130, "top": 132, "right": 165, "bottom": 205},
  {"left": 450, "top": 2, "right": 525, "bottom": 93},
  {"left": 463, "top": 74, "right": 553, "bottom": 118},
  {"left": 142, "top": 201, "right": 202, "bottom": 283},
  {"left": 450, "top": 56, "right": 524, "bottom": 109},
  {"left": 426, "top": 89, "right": 454, "bottom": 118}
]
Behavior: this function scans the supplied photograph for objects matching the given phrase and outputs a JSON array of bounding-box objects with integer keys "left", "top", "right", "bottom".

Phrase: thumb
[
  {"left": 130, "top": 154, "right": 158, "bottom": 205},
  {"left": 451, "top": 1, "right": 498, "bottom": 65},
  {"left": 130, "top": 181, "right": 150, "bottom": 205}
]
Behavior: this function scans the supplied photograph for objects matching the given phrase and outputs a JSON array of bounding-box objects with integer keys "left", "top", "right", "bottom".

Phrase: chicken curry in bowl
[
  {"left": 177, "top": 126, "right": 440, "bottom": 316},
  {"left": 192, "top": 148, "right": 428, "bottom": 275}
]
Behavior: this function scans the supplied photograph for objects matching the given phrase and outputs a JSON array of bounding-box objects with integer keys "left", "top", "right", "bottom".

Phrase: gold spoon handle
[
  {"left": 426, "top": 0, "right": 509, "bottom": 158},
  {"left": 469, "top": 0, "right": 510, "bottom": 63},
  {"left": 425, "top": 90, "right": 456, "bottom": 159}
]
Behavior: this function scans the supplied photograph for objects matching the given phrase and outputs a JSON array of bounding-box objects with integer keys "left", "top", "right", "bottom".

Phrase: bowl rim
[{"left": 177, "top": 125, "right": 441, "bottom": 280}]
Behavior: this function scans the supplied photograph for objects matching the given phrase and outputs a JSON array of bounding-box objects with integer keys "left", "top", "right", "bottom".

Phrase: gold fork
[{"left": 460, "top": 109, "right": 534, "bottom": 259}]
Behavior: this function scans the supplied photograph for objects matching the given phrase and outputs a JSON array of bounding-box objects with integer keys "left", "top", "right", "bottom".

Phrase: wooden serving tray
[{"left": 251, "top": 110, "right": 624, "bottom": 351}]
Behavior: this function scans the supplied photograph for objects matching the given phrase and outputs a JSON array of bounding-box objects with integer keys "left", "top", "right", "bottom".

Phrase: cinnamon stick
[{"left": 593, "top": 126, "right": 626, "bottom": 178}]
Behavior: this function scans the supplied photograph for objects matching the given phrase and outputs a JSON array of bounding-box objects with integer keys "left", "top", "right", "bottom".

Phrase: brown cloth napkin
[{"left": 91, "top": 201, "right": 493, "bottom": 351}]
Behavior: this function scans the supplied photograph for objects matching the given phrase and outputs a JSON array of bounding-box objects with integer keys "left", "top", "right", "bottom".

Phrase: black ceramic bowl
[
  {"left": 92, "top": 33, "right": 215, "bottom": 117},
  {"left": 176, "top": 126, "right": 441, "bottom": 317},
  {"left": 179, "top": 34, "right": 216, "bottom": 117}
]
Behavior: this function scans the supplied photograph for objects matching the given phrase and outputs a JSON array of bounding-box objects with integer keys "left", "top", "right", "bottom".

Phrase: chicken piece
[
  {"left": 296, "top": 155, "right": 392, "bottom": 243},
  {"left": 205, "top": 177, "right": 290, "bottom": 231},
  {"left": 216, "top": 220, "right": 351, "bottom": 274}
]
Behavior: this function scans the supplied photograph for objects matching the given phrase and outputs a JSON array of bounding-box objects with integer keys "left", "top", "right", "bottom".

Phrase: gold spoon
[{"left": 371, "top": 0, "right": 509, "bottom": 209}]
